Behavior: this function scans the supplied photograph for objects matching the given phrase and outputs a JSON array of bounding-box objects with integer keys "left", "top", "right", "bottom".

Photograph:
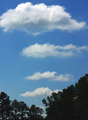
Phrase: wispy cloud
[
  {"left": 22, "top": 43, "right": 88, "bottom": 58},
  {"left": 21, "top": 87, "right": 62, "bottom": 97},
  {"left": 25, "top": 71, "right": 74, "bottom": 82},
  {"left": 0, "top": 2, "right": 86, "bottom": 35}
]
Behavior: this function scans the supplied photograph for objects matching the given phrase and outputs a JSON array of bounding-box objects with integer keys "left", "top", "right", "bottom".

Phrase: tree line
[
  {"left": 0, "top": 93, "right": 44, "bottom": 120},
  {"left": 0, "top": 74, "right": 88, "bottom": 120}
]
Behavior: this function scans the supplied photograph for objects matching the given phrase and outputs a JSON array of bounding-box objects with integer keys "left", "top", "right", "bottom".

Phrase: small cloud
[
  {"left": 42, "top": 113, "right": 47, "bottom": 118},
  {"left": 21, "top": 43, "right": 88, "bottom": 58},
  {"left": 25, "top": 71, "right": 74, "bottom": 82},
  {"left": 21, "top": 87, "right": 62, "bottom": 97},
  {"left": 25, "top": 71, "right": 57, "bottom": 80},
  {"left": 37, "top": 106, "right": 45, "bottom": 109},
  {"left": 0, "top": 2, "right": 86, "bottom": 35}
]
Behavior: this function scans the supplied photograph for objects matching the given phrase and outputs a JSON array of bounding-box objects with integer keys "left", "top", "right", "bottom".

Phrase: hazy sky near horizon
[{"left": 0, "top": 0, "right": 88, "bottom": 110}]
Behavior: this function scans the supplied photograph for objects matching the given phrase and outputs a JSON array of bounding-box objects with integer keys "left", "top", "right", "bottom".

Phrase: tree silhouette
[
  {"left": 74, "top": 74, "right": 88, "bottom": 120},
  {"left": 42, "top": 74, "right": 88, "bottom": 120},
  {"left": 28, "top": 104, "right": 44, "bottom": 120},
  {"left": 0, "top": 92, "right": 12, "bottom": 120},
  {"left": 11, "top": 99, "right": 19, "bottom": 120},
  {"left": 18, "top": 101, "right": 28, "bottom": 120}
]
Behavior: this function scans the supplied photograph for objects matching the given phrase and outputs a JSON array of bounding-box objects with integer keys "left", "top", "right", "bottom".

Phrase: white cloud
[
  {"left": 25, "top": 71, "right": 56, "bottom": 80},
  {"left": 21, "top": 87, "right": 61, "bottom": 97},
  {"left": 22, "top": 43, "right": 88, "bottom": 58},
  {"left": 25, "top": 71, "right": 74, "bottom": 82},
  {"left": 0, "top": 2, "right": 86, "bottom": 35}
]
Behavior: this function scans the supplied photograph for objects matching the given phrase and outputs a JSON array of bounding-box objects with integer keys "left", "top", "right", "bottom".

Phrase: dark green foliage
[
  {"left": 0, "top": 92, "right": 12, "bottom": 120},
  {"left": 0, "top": 95, "right": 44, "bottom": 120},
  {"left": 11, "top": 99, "right": 19, "bottom": 120},
  {"left": 74, "top": 74, "right": 88, "bottom": 120},
  {"left": 42, "top": 74, "right": 88, "bottom": 120},
  {"left": 18, "top": 101, "right": 28, "bottom": 120},
  {"left": 28, "top": 104, "right": 44, "bottom": 120}
]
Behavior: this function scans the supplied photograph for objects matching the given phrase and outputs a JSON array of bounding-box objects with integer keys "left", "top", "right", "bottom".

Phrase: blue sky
[{"left": 0, "top": 0, "right": 88, "bottom": 112}]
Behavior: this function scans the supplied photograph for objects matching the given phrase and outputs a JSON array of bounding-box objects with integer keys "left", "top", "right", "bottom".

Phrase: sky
[{"left": 0, "top": 0, "right": 88, "bottom": 114}]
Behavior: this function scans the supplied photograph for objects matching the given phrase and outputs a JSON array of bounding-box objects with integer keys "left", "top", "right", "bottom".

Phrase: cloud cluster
[
  {"left": 0, "top": 2, "right": 86, "bottom": 35},
  {"left": 22, "top": 43, "right": 88, "bottom": 58},
  {"left": 25, "top": 71, "right": 74, "bottom": 82},
  {"left": 21, "top": 87, "right": 61, "bottom": 97}
]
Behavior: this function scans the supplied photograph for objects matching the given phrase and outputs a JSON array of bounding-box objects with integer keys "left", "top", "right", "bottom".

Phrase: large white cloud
[
  {"left": 0, "top": 2, "right": 86, "bottom": 35},
  {"left": 22, "top": 43, "right": 88, "bottom": 58},
  {"left": 21, "top": 87, "right": 62, "bottom": 97},
  {"left": 25, "top": 71, "right": 74, "bottom": 82}
]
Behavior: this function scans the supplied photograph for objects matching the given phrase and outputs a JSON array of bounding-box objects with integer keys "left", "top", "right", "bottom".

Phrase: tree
[
  {"left": 28, "top": 104, "right": 44, "bottom": 120},
  {"left": 0, "top": 93, "right": 44, "bottom": 120},
  {"left": 42, "top": 91, "right": 62, "bottom": 120},
  {"left": 18, "top": 101, "right": 28, "bottom": 120},
  {"left": 0, "top": 92, "right": 12, "bottom": 120},
  {"left": 11, "top": 99, "right": 19, "bottom": 120},
  {"left": 42, "top": 74, "right": 88, "bottom": 120},
  {"left": 60, "top": 85, "right": 75, "bottom": 120},
  {"left": 74, "top": 74, "right": 88, "bottom": 120}
]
